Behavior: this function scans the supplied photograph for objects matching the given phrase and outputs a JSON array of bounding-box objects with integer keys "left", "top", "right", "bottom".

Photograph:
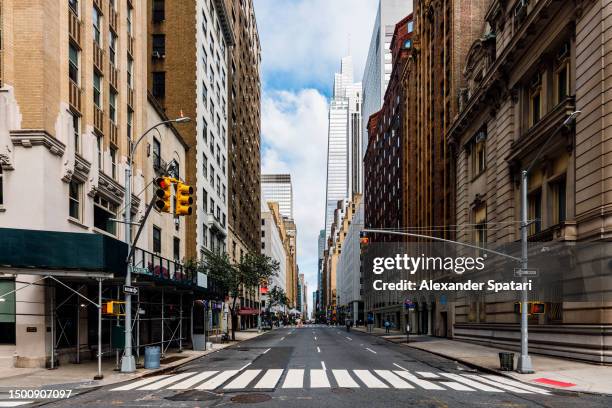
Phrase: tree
[
  {"left": 198, "top": 251, "right": 279, "bottom": 340},
  {"left": 268, "top": 286, "right": 289, "bottom": 309}
]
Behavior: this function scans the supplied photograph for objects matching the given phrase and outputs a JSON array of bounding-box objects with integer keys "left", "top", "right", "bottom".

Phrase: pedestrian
[
  {"left": 367, "top": 314, "right": 374, "bottom": 333},
  {"left": 384, "top": 320, "right": 390, "bottom": 334}
]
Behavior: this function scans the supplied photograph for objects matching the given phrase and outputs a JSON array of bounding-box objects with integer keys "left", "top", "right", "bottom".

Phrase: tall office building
[
  {"left": 362, "top": 0, "right": 412, "bottom": 159},
  {"left": 316, "top": 229, "right": 325, "bottom": 311},
  {"left": 147, "top": 0, "right": 233, "bottom": 257},
  {"left": 324, "top": 56, "right": 361, "bottom": 238},
  {"left": 261, "top": 174, "right": 293, "bottom": 219}
]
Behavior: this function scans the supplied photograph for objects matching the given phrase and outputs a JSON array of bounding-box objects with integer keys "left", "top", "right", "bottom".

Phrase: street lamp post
[{"left": 121, "top": 116, "right": 190, "bottom": 373}]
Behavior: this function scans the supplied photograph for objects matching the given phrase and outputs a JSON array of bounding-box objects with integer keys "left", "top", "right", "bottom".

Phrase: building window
[
  {"left": 69, "top": 179, "right": 81, "bottom": 220},
  {"left": 210, "top": 165, "right": 214, "bottom": 186},
  {"left": 202, "top": 189, "right": 208, "bottom": 212},
  {"left": 202, "top": 153, "right": 208, "bottom": 177},
  {"left": 153, "top": 138, "right": 161, "bottom": 169},
  {"left": 127, "top": 5, "right": 133, "bottom": 35},
  {"left": 152, "top": 72, "right": 165, "bottom": 98},
  {"left": 550, "top": 177, "right": 566, "bottom": 225},
  {"left": 152, "top": 0, "right": 165, "bottom": 23},
  {"left": 471, "top": 131, "right": 486, "bottom": 177},
  {"left": 109, "top": 31, "right": 117, "bottom": 65},
  {"left": 173, "top": 237, "right": 180, "bottom": 260},
  {"left": 93, "top": 71, "right": 102, "bottom": 107},
  {"left": 407, "top": 21, "right": 414, "bottom": 33},
  {"left": 93, "top": 195, "right": 117, "bottom": 235},
  {"left": 110, "top": 147, "right": 117, "bottom": 179},
  {"left": 202, "top": 225, "right": 208, "bottom": 247},
  {"left": 152, "top": 34, "right": 165, "bottom": 57},
  {"left": 528, "top": 189, "right": 542, "bottom": 235},
  {"left": 261, "top": 242, "right": 265, "bottom": 249},
  {"left": 153, "top": 226, "right": 161, "bottom": 253},
  {"left": 474, "top": 205, "right": 487, "bottom": 246},
  {"left": 127, "top": 109, "right": 133, "bottom": 153},
  {"left": 261, "top": 230, "right": 265, "bottom": 238},
  {"left": 92, "top": 6, "right": 101, "bottom": 45},
  {"left": 529, "top": 74, "right": 542, "bottom": 127},
  {"left": 69, "top": 43, "right": 79, "bottom": 83},
  {"left": 127, "top": 57, "right": 133, "bottom": 88},
  {"left": 72, "top": 113, "right": 80, "bottom": 153},
  {"left": 109, "top": 90, "right": 117, "bottom": 123},
  {"left": 69, "top": 0, "right": 79, "bottom": 15},
  {"left": 202, "top": 118, "right": 208, "bottom": 142},
  {"left": 96, "top": 135, "right": 102, "bottom": 170},
  {"left": 202, "top": 83, "right": 208, "bottom": 105},
  {"left": 403, "top": 39, "right": 412, "bottom": 49}
]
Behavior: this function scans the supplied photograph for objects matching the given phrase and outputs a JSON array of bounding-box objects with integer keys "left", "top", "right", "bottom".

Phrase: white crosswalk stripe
[
  {"left": 282, "top": 369, "right": 304, "bottom": 388},
  {"left": 394, "top": 370, "right": 445, "bottom": 390},
  {"left": 254, "top": 369, "right": 284, "bottom": 389},
  {"left": 440, "top": 373, "right": 504, "bottom": 392},
  {"left": 139, "top": 372, "right": 197, "bottom": 390},
  {"left": 0, "top": 402, "right": 35, "bottom": 407},
  {"left": 374, "top": 370, "right": 414, "bottom": 389},
  {"left": 168, "top": 371, "right": 218, "bottom": 390},
  {"left": 108, "top": 368, "right": 550, "bottom": 394},
  {"left": 332, "top": 369, "right": 360, "bottom": 388},
  {"left": 353, "top": 370, "right": 388, "bottom": 388},
  {"left": 196, "top": 370, "right": 239, "bottom": 390},
  {"left": 310, "top": 369, "right": 331, "bottom": 388}
]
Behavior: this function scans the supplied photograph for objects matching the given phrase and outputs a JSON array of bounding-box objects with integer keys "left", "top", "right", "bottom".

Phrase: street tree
[{"left": 197, "top": 251, "right": 279, "bottom": 340}]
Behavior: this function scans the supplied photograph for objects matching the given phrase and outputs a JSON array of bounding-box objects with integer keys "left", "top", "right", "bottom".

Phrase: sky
[{"left": 254, "top": 0, "right": 378, "bottom": 308}]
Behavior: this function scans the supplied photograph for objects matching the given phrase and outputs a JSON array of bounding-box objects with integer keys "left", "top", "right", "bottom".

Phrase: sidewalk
[
  {"left": 0, "top": 329, "right": 264, "bottom": 391},
  {"left": 354, "top": 326, "right": 612, "bottom": 395}
]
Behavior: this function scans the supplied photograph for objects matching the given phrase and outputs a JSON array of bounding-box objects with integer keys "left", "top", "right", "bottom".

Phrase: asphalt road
[{"left": 33, "top": 325, "right": 612, "bottom": 408}]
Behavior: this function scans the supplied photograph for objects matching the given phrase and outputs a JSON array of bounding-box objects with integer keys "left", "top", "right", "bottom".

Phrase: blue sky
[{"left": 254, "top": 0, "right": 378, "bottom": 307}]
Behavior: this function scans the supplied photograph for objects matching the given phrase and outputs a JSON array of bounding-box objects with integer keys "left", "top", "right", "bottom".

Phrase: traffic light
[
  {"left": 530, "top": 302, "right": 546, "bottom": 315},
  {"left": 154, "top": 177, "right": 172, "bottom": 213},
  {"left": 175, "top": 181, "right": 194, "bottom": 216}
]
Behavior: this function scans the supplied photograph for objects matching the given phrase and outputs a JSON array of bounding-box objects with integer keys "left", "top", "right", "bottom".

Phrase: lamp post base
[
  {"left": 120, "top": 355, "right": 136, "bottom": 373},
  {"left": 517, "top": 355, "right": 534, "bottom": 374}
]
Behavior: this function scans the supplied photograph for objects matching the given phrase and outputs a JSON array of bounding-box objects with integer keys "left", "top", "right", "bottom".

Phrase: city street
[{"left": 37, "top": 326, "right": 610, "bottom": 408}]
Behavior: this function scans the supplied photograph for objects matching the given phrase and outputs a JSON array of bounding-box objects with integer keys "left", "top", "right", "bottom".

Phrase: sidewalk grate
[{"left": 231, "top": 393, "right": 272, "bottom": 403}]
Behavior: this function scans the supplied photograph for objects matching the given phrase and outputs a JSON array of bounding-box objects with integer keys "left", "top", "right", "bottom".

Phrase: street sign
[
  {"left": 123, "top": 285, "right": 138, "bottom": 295},
  {"left": 197, "top": 272, "right": 208, "bottom": 288},
  {"left": 404, "top": 299, "right": 416, "bottom": 310},
  {"left": 129, "top": 265, "right": 150, "bottom": 275},
  {"left": 514, "top": 268, "right": 538, "bottom": 277}
]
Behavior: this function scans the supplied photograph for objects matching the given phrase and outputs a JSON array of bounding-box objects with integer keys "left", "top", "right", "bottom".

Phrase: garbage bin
[
  {"left": 498, "top": 352, "right": 514, "bottom": 371},
  {"left": 144, "top": 346, "right": 161, "bottom": 369}
]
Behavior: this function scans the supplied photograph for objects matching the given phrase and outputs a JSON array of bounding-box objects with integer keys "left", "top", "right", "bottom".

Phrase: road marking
[
  {"left": 353, "top": 370, "right": 388, "bottom": 388},
  {"left": 321, "top": 361, "right": 326, "bottom": 370},
  {"left": 139, "top": 372, "right": 197, "bottom": 390},
  {"left": 374, "top": 370, "right": 414, "bottom": 389},
  {"left": 332, "top": 369, "right": 360, "bottom": 388},
  {"left": 462, "top": 375, "right": 534, "bottom": 394},
  {"left": 282, "top": 369, "right": 304, "bottom": 388},
  {"left": 111, "top": 375, "right": 171, "bottom": 391},
  {"left": 262, "top": 348, "right": 271, "bottom": 354},
  {"left": 439, "top": 381, "right": 475, "bottom": 391},
  {"left": 280, "top": 337, "right": 285, "bottom": 341},
  {"left": 314, "top": 336, "right": 317, "bottom": 340},
  {"left": 317, "top": 346, "right": 321, "bottom": 353},
  {"left": 254, "top": 369, "right": 284, "bottom": 389},
  {"left": 168, "top": 371, "right": 218, "bottom": 390},
  {"left": 392, "top": 368, "right": 445, "bottom": 390},
  {"left": 224, "top": 369, "right": 262, "bottom": 389},
  {"left": 345, "top": 336, "right": 352, "bottom": 341},
  {"left": 0, "top": 402, "right": 35, "bottom": 407},
  {"left": 481, "top": 375, "right": 551, "bottom": 395},
  {"left": 416, "top": 371, "right": 440, "bottom": 378},
  {"left": 440, "top": 373, "right": 503, "bottom": 392},
  {"left": 365, "top": 347, "right": 377, "bottom": 354},
  {"left": 310, "top": 369, "right": 331, "bottom": 388},
  {"left": 196, "top": 370, "right": 239, "bottom": 390},
  {"left": 239, "top": 362, "right": 252, "bottom": 371}
]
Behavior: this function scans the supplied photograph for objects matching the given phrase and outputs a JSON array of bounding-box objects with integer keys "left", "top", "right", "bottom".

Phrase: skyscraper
[
  {"left": 324, "top": 56, "right": 361, "bottom": 239},
  {"left": 261, "top": 174, "right": 294, "bottom": 219},
  {"left": 362, "top": 0, "right": 413, "bottom": 160}
]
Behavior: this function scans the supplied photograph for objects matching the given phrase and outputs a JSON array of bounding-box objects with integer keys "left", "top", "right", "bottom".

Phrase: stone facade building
[{"left": 446, "top": 0, "right": 612, "bottom": 363}]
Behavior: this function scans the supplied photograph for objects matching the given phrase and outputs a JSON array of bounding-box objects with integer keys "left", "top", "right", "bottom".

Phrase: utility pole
[{"left": 121, "top": 117, "right": 190, "bottom": 373}]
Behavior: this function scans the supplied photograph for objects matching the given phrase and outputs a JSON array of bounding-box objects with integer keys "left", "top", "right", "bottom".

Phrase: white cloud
[
  {"left": 261, "top": 89, "right": 328, "bottom": 299},
  {"left": 254, "top": 0, "right": 378, "bottom": 89}
]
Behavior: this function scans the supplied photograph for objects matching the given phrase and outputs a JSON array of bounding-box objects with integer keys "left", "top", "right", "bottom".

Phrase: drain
[
  {"left": 331, "top": 388, "right": 354, "bottom": 394},
  {"left": 230, "top": 393, "right": 272, "bottom": 403}
]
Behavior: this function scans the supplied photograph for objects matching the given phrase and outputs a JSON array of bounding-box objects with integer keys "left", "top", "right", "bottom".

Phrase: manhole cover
[
  {"left": 230, "top": 393, "right": 272, "bottom": 403},
  {"left": 331, "top": 388, "right": 354, "bottom": 394},
  {"left": 166, "top": 391, "right": 222, "bottom": 401}
]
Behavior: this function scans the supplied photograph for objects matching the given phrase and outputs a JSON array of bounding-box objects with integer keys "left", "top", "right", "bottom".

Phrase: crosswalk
[{"left": 110, "top": 368, "right": 551, "bottom": 395}]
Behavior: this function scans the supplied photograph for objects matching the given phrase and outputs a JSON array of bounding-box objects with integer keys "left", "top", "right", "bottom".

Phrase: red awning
[{"left": 238, "top": 307, "right": 259, "bottom": 316}]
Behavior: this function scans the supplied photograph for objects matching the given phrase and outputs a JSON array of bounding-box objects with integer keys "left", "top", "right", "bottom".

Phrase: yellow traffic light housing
[
  {"left": 154, "top": 177, "right": 172, "bottom": 213},
  {"left": 175, "top": 182, "right": 194, "bottom": 216}
]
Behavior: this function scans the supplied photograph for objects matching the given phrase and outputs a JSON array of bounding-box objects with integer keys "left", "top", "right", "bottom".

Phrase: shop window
[{"left": 0, "top": 279, "right": 16, "bottom": 344}]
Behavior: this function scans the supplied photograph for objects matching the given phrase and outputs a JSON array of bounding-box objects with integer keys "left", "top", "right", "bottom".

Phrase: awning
[{"left": 238, "top": 307, "right": 259, "bottom": 316}]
